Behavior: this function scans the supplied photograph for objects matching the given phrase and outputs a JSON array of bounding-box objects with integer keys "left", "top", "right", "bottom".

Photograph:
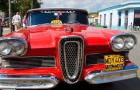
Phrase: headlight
[
  {"left": 111, "top": 37, "right": 124, "bottom": 50},
  {"left": 111, "top": 34, "right": 136, "bottom": 52},
  {"left": 0, "top": 42, "right": 12, "bottom": 55},
  {"left": 0, "top": 38, "right": 27, "bottom": 56},
  {"left": 125, "top": 37, "right": 135, "bottom": 49}
]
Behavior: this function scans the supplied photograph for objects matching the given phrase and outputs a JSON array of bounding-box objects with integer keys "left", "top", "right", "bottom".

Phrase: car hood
[
  {"left": 6, "top": 24, "right": 124, "bottom": 50},
  {"left": 25, "top": 24, "right": 124, "bottom": 49}
]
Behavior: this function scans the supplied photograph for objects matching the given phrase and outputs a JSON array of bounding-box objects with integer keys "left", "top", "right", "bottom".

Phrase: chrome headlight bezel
[
  {"left": 0, "top": 41, "right": 12, "bottom": 56},
  {"left": 111, "top": 37, "right": 125, "bottom": 51},
  {"left": 0, "top": 37, "right": 28, "bottom": 56},
  {"left": 111, "top": 33, "right": 137, "bottom": 52},
  {"left": 124, "top": 37, "right": 136, "bottom": 49}
]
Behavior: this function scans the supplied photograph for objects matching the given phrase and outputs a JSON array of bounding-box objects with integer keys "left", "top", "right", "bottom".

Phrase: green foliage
[
  {"left": 33, "top": 0, "right": 40, "bottom": 9},
  {"left": 13, "top": 0, "right": 40, "bottom": 16},
  {"left": 0, "top": 0, "right": 40, "bottom": 16},
  {"left": 14, "top": 0, "right": 33, "bottom": 16},
  {"left": 0, "top": 0, "right": 8, "bottom": 12}
]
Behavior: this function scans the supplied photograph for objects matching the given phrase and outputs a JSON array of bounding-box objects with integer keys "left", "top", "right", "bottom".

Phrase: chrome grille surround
[{"left": 59, "top": 36, "right": 84, "bottom": 84}]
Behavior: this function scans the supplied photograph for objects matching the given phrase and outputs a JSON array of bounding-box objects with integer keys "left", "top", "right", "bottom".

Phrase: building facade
[
  {"left": 98, "top": 1, "right": 140, "bottom": 30},
  {"left": 88, "top": 12, "right": 99, "bottom": 26}
]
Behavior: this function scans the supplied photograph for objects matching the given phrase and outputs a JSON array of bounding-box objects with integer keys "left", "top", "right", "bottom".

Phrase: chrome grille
[{"left": 59, "top": 36, "right": 83, "bottom": 84}]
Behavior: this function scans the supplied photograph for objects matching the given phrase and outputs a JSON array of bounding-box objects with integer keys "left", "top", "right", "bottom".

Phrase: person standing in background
[
  {"left": 22, "top": 15, "right": 27, "bottom": 27},
  {"left": 0, "top": 16, "right": 3, "bottom": 36},
  {"left": 12, "top": 12, "right": 21, "bottom": 31}
]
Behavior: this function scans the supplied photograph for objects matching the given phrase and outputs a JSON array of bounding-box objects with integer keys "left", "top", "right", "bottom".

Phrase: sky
[{"left": 41, "top": 0, "right": 140, "bottom": 12}]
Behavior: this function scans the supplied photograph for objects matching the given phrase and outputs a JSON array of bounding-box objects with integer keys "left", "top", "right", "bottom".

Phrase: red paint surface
[{"left": 1, "top": 24, "right": 126, "bottom": 81}]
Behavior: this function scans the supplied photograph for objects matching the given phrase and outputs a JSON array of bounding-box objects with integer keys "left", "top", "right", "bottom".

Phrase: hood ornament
[{"left": 65, "top": 26, "right": 73, "bottom": 33}]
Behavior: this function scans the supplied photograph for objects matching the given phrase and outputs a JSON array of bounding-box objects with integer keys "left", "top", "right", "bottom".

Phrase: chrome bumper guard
[
  {"left": 85, "top": 68, "right": 138, "bottom": 84},
  {"left": 0, "top": 75, "right": 59, "bottom": 89}
]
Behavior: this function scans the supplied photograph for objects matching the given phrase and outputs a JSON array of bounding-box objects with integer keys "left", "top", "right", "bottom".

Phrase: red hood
[
  {"left": 28, "top": 24, "right": 87, "bottom": 49},
  {"left": 5, "top": 24, "right": 125, "bottom": 50},
  {"left": 26, "top": 24, "right": 124, "bottom": 49}
]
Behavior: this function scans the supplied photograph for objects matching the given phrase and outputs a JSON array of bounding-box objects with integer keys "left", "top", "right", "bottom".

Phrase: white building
[{"left": 98, "top": 1, "right": 140, "bottom": 30}]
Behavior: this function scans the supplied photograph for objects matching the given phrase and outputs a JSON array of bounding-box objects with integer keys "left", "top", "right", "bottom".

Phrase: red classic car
[{"left": 0, "top": 8, "right": 138, "bottom": 89}]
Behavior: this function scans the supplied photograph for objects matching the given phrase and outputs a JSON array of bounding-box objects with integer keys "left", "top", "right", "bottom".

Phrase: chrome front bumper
[
  {"left": 85, "top": 68, "right": 138, "bottom": 84},
  {"left": 0, "top": 75, "right": 59, "bottom": 89}
]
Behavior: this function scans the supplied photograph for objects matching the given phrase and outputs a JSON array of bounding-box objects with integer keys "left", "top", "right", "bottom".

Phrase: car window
[{"left": 27, "top": 10, "right": 89, "bottom": 26}]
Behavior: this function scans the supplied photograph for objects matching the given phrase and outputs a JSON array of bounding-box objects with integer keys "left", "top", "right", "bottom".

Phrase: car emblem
[{"left": 65, "top": 26, "right": 73, "bottom": 33}]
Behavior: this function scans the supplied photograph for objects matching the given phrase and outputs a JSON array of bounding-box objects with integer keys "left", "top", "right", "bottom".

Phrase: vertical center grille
[{"left": 59, "top": 36, "right": 83, "bottom": 84}]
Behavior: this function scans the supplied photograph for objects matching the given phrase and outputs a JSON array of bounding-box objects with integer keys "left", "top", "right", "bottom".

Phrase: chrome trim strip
[
  {"left": 85, "top": 68, "right": 138, "bottom": 84},
  {"left": 0, "top": 75, "right": 59, "bottom": 89}
]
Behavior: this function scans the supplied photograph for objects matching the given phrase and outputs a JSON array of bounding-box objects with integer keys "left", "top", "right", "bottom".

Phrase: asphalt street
[
  {"left": 1, "top": 29, "right": 140, "bottom": 90},
  {"left": 129, "top": 31, "right": 140, "bottom": 77}
]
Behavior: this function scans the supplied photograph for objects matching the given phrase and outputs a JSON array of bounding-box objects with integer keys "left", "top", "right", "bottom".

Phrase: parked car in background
[{"left": 0, "top": 8, "right": 138, "bottom": 89}]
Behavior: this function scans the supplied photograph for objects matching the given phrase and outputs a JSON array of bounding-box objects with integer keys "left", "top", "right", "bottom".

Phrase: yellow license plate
[{"left": 104, "top": 55, "right": 124, "bottom": 71}]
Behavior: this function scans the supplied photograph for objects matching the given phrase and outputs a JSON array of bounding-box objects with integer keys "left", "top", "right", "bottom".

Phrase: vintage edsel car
[{"left": 0, "top": 8, "right": 138, "bottom": 89}]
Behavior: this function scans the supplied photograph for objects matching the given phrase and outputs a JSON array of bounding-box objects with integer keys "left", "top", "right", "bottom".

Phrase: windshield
[{"left": 27, "top": 10, "right": 89, "bottom": 26}]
